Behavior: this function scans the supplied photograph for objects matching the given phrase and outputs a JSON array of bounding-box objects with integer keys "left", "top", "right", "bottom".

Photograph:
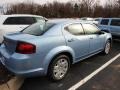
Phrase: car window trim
[
  {"left": 82, "top": 23, "right": 101, "bottom": 35},
  {"left": 64, "top": 23, "right": 85, "bottom": 36}
]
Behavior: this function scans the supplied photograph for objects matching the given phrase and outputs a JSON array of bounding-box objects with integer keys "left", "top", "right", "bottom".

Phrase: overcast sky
[
  {"left": 0, "top": 0, "right": 117, "bottom": 7},
  {"left": 0, "top": 0, "right": 74, "bottom": 5},
  {"left": 0, "top": 0, "right": 109, "bottom": 5}
]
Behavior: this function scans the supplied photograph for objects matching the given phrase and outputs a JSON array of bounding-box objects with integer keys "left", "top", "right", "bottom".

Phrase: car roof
[
  {"left": 1, "top": 14, "right": 42, "bottom": 17},
  {"left": 0, "top": 14, "right": 48, "bottom": 20},
  {"left": 80, "top": 17, "right": 95, "bottom": 20},
  {"left": 47, "top": 19, "right": 95, "bottom": 25},
  {"left": 0, "top": 14, "right": 48, "bottom": 21},
  {"left": 100, "top": 18, "right": 120, "bottom": 19}
]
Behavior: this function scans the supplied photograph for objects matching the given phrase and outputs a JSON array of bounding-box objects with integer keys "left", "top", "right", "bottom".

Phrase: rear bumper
[
  {"left": 0, "top": 45, "right": 46, "bottom": 77},
  {"left": 1, "top": 60, "right": 45, "bottom": 77},
  {"left": 0, "top": 58, "right": 45, "bottom": 77}
]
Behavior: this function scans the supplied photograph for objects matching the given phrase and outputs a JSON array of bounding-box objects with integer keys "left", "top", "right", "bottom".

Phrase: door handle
[{"left": 68, "top": 38, "right": 75, "bottom": 42}]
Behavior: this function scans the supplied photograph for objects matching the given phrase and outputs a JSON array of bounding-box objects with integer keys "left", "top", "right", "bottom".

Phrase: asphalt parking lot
[{"left": 20, "top": 39, "right": 120, "bottom": 90}]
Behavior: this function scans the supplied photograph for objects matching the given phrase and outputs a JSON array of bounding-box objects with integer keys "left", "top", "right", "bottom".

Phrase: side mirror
[
  {"left": 101, "top": 29, "right": 110, "bottom": 33},
  {"left": 96, "top": 31, "right": 104, "bottom": 35}
]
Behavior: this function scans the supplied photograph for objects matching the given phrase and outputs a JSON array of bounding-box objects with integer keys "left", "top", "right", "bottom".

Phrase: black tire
[
  {"left": 47, "top": 55, "right": 70, "bottom": 81},
  {"left": 103, "top": 40, "right": 111, "bottom": 55}
]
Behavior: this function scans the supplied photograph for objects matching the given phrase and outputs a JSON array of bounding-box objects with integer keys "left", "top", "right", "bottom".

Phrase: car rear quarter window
[
  {"left": 3, "top": 17, "right": 36, "bottom": 25},
  {"left": 65, "top": 24, "right": 84, "bottom": 35},
  {"left": 110, "top": 19, "right": 120, "bottom": 26},
  {"left": 82, "top": 24, "right": 100, "bottom": 34},
  {"left": 100, "top": 19, "right": 109, "bottom": 25},
  {"left": 35, "top": 17, "right": 45, "bottom": 22}
]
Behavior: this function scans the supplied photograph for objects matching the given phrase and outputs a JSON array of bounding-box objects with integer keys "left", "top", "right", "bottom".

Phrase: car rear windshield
[{"left": 22, "top": 22, "right": 55, "bottom": 36}]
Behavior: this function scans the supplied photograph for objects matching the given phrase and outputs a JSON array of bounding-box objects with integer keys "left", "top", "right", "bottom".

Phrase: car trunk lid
[{"left": 3, "top": 33, "right": 37, "bottom": 54}]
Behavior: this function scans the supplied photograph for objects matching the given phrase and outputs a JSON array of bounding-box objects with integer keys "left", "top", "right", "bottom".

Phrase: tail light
[{"left": 16, "top": 42, "right": 36, "bottom": 54}]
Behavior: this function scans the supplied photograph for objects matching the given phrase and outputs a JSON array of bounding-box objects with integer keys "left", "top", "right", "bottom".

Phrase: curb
[{"left": 0, "top": 76, "right": 24, "bottom": 90}]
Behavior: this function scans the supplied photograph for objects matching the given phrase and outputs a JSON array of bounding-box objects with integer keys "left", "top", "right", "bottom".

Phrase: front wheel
[
  {"left": 48, "top": 55, "right": 70, "bottom": 81},
  {"left": 103, "top": 40, "right": 111, "bottom": 54}
]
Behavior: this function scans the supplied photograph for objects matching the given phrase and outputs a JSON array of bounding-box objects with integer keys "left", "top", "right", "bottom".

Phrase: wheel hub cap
[
  {"left": 105, "top": 43, "right": 110, "bottom": 54},
  {"left": 53, "top": 59, "right": 68, "bottom": 80}
]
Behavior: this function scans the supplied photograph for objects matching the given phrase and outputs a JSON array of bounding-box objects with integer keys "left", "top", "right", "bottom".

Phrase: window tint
[
  {"left": 100, "top": 19, "right": 109, "bottom": 25},
  {"left": 82, "top": 24, "right": 100, "bottom": 34},
  {"left": 65, "top": 24, "right": 84, "bottom": 35},
  {"left": 22, "top": 22, "right": 55, "bottom": 36},
  {"left": 4, "top": 17, "right": 36, "bottom": 25},
  {"left": 111, "top": 19, "right": 120, "bottom": 26}
]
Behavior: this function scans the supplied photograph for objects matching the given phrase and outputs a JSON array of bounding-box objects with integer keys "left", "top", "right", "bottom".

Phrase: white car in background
[
  {"left": 0, "top": 14, "right": 47, "bottom": 43},
  {"left": 80, "top": 17, "right": 99, "bottom": 25}
]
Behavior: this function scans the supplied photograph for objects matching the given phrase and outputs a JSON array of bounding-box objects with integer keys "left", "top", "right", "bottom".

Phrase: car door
[
  {"left": 82, "top": 24, "right": 105, "bottom": 54},
  {"left": 109, "top": 19, "right": 120, "bottom": 36},
  {"left": 63, "top": 23, "right": 89, "bottom": 61}
]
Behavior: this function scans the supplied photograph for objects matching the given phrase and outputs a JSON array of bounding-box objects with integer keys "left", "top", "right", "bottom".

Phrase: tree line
[{"left": 2, "top": 0, "right": 120, "bottom": 18}]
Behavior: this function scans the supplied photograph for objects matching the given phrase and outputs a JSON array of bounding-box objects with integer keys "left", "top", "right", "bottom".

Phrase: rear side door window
[
  {"left": 100, "top": 19, "right": 109, "bottom": 25},
  {"left": 64, "top": 23, "right": 85, "bottom": 35},
  {"left": 3, "top": 17, "right": 36, "bottom": 25},
  {"left": 110, "top": 19, "right": 120, "bottom": 26},
  {"left": 82, "top": 24, "right": 100, "bottom": 35}
]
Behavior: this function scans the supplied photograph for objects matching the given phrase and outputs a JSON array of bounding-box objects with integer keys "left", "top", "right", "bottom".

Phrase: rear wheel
[
  {"left": 48, "top": 55, "right": 70, "bottom": 81},
  {"left": 103, "top": 40, "right": 111, "bottom": 54}
]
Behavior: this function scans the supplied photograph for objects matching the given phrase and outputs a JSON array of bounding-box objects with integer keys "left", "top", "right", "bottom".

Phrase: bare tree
[
  {"left": 5, "top": 0, "right": 120, "bottom": 18},
  {"left": 78, "top": 0, "right": 96, "bottom": 17}
]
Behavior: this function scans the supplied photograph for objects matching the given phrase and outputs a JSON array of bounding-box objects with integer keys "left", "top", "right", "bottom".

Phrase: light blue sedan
[{"left": 0, "top": 20, "right": 112, "bottom": 81}]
